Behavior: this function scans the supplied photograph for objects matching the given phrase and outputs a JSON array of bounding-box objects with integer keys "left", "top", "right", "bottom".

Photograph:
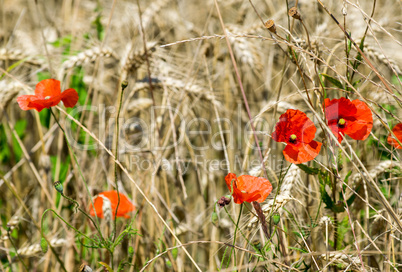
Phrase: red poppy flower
[
  {"left": 17, "top": 79, "right": 78, "bottom": 112},
  {"left": 225, "top": 173, "right": 272, "bottom": 204},
  {"left": 324, "top": 97, "right": 373, "bottom": 143},
  {"left": 387, "top": 123, "right": 402, "bottom": 149},
  {"left": 272, "top": 109, "right": 322, "bottom": 164},
  {"left": 89, "top": 191, "right": 135, "bottom": 219}
]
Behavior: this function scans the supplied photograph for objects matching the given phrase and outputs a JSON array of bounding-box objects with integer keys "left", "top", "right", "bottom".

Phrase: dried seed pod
[
  {"left": 288, "top": 7, "right": 301, "bottom": 20},
  {"left": 264, "top": 20, "right": 277, "bottom": 34},
  {"left": 217, "top": 195, "right": 231, "bottom": 208}
]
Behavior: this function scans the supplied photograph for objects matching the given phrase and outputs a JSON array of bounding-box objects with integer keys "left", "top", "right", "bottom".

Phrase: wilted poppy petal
[
  {"left": 61, "top": 88, "right": 79, "bottom": 107},
  {"left": 283, "top": 140, "right": 322, "bottom": 164},
  {"left": 344, "top": 99, "right": 373, "bottom": 140},
  {"left": 35, "top": 79, "right": 61, "bottom": 98},
  {"left": 387, "top": 123, "right": 402, "bottom": 149}
]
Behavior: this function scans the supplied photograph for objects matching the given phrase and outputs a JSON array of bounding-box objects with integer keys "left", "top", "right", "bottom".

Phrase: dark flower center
[
  {"left": 338, "top": 118, "right": 346, "bottom": 128},
  {"left": 289, "top": 134, "right": 297, "bottom": 143}
]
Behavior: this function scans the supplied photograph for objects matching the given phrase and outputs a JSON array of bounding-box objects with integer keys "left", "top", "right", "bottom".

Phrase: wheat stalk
[
  {"left": 0, "top": 80, "right": 25, "bottom": 109},
  {"left": 247, "top": 164, "right": 302, "bottom": 228},
  {"left": 226, "top": 25, "right": 263, "bottom": 73},
  {"left": 0, "top": 47, "right": 42, "bottom": 66},
  {"left": 64, "top": 47, "right": 117, "bottom": 69},
  {"left": 352, "top": 160, "right": 398, "bottom": 184},
  {"left": 17, "top": 238, "right": 66, "bottom": 257},
  {"left": 119, "top": 42, "right": 158, "bottom": 81},
  {"left": 320, "top": 252, "right": 379, "bottom": 271}
]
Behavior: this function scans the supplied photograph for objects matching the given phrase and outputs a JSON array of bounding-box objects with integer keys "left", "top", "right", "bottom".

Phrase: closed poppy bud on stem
[
  {"left": 211, "top": 211, "right": 218, "bottom": 226},
  {"left": 172, "top": 247, "right": 178, "bottom": 259},
  {"left": 272, "top": 212, "right": 280, "bottom": 225},
  {"left": 121, "top": 80, "right": 128, "bottom": 90},
  {"left": 54, "top": 181, "right": 64, "bottom": 195},
  {"left": 40, "top": 237, "right": 48, "bottom": 253},
  {"left": 252, "top": 240, "right": 262, "bottom": 251}
]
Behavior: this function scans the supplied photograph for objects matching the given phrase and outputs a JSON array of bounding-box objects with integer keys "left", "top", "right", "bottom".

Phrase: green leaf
[
  {"left": 342, "top": 170, "right": 352, "bottom": 192},
  {"left": 320, "top": 182, "right": 334, "bottom": 211},
  {"left": 50, "top": 156, "right": 70, "bottom": 182},
  {"left": 347, "top": 33, "right": 352, "bottom": 54},
  {"left": 297, "top": 164, "right": 320, "bottom": 175},
  {"left": 321, "top": 73, "right": 344, "bottom": 89},
  {"left": 346, "top": 185, "right": 360, "bottom": 207}
]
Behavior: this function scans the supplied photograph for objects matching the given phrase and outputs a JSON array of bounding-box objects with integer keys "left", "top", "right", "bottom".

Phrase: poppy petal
[
  {"left": 98, "top": 191, "right": 135, "bottom": 218},
  {"left": 35, "top": 79, "right": 61, "bottom": 98},
  {"left": 61, "top": 88, "right": 79, "bottom": 108},
  {"left": 344, "top": 99, "right": 373, "bottom": 141},
  {"left": 225, "top": 173, "right": 237, "bottom": 192},
  {"left": 89, "top": 196, "right": 104, "bottom": 218},
  {"left": 272, "top": 109, "right": 316, "bottom": 144},
  {"left": 225, "top": 173, "right": 244, "bottom": 204},
  {"left": 17, "top": 95, "right": 36, "bottom": 110},
  {"left": 28, "top": 96, "right": 62, "bottom": 112},
  {"left": 324, "top": 97, "right": 357, "bottom": 121},
  {"left": 387, "top": 123, "right": 402, "bottom": 149},
  {"left": 225, "top": 173, "right": 272, "bottom": 204},
  {"left": 283, "top": 140, "right": 322, "bottom": 164},
  {"left": 236, "top": 175, "right": 272, "bottom": 203}
]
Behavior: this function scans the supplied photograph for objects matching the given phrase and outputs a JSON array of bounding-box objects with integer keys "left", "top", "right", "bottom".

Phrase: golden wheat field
[{"left": 0, "top": 0, "right": 402, "bottom": 271}]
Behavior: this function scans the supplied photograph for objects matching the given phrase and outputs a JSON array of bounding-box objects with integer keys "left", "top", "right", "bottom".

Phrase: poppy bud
[
  {"left": 252, "top": 240, "right": 262, "bottom": 251},
  {"left": 166, "top": 259, "right": 173, "bottom": 269},
  {"left": 272, "top": 212, "right": 280, "bottom": 225},
  {"left": 264, "top": 20, "right": 277, "bottom": 34},
  {"left": 211, "top": 211, "right": 219, "bottom": 226},
  {"left": 172, "top": 247, "right": 178, "bottom": 259},
  {"left": 217, "top": 195, "right": 232, "bottom": 208},
  {"left": 40, "top": 237, "right": 48, "bottom": 253},
  {"left": 121, "top": 80, "right": 129, "bottom": 90},
  {"left": 54, "top": 181, "right": 64, "bottom": 195},
  {"left": 288, "top": 7, "right": 301, "bottom": 20}
]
